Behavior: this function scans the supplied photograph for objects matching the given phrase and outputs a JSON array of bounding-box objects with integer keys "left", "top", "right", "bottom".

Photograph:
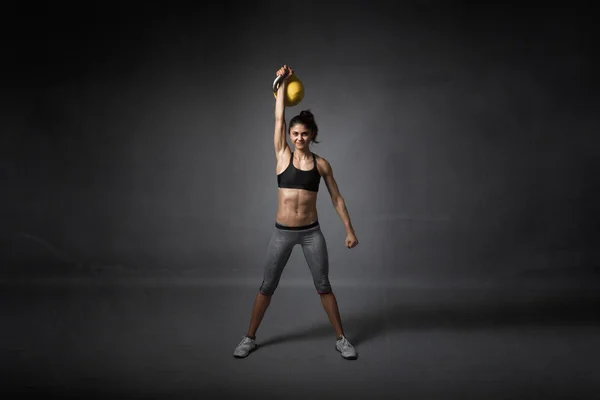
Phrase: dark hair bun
[{"left": 299, "top": 110, "right": 314, "bottom": 120}]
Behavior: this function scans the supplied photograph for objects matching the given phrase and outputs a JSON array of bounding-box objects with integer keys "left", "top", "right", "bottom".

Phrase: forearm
[
  {"left": 275, "top": 81, "right": 286, "bottom": 120},
  {"left": 334, "top": 198, "right": 354, "bottom": 234}
]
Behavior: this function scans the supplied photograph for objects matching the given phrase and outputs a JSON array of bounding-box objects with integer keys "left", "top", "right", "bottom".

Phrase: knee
[
  {"left": 315, "top": 280, "right": 332, "bottom": 295},
  {"left": 260, "top": 289, "right": 275, "bottom": 296},
  {"left": 259, "top": 281, "right": 277, "bottom": 296}
]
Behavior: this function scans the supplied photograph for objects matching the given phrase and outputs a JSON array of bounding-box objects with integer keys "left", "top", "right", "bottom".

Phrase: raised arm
[{"left": 274, "top": 65, "right": 293, "bottom": 157}]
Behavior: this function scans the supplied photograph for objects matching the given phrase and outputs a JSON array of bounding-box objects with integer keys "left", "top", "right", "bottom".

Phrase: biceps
[{"left": 274, "top": 120, "right": 287, "bottom": 151}]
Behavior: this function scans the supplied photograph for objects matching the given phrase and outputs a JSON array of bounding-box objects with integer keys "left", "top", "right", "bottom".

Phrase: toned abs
[{"left": 275, "top": 151, "right": 320, "bottom": 227}]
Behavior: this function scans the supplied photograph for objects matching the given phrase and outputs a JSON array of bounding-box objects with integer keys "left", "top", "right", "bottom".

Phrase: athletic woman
[{"left": 233, "top": 65, "right": 359, "bottom": 360}]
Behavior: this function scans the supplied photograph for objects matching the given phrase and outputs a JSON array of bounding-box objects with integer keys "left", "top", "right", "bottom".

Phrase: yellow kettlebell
[{"left": 273, "top": 73, "right": 304, "bottom": 107}]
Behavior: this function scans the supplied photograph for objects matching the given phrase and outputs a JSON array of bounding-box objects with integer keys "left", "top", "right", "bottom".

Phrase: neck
[{"left": 294, "top": 148, "right": 312, "bottom": 160}]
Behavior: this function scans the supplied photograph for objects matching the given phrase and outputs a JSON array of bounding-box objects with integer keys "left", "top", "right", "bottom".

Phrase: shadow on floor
[{"left": 258, "top": 294, "right": 600, "bottom": 348}]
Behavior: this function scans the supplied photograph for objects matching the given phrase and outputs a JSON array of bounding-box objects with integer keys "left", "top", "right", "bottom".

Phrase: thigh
[
  {"left": 300, "top": 228, "right": 329, "bottom": 278},
  {"left": 263, "top": 229, "right": 296, "bottom": 277}
]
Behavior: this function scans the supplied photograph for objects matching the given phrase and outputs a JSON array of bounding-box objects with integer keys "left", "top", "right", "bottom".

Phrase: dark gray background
[
  {"left": 1, "top": 1, "right": 599, "bottom": 398},
  {"left": 2, "top": 2, "right": 598, "bottom": 286}
]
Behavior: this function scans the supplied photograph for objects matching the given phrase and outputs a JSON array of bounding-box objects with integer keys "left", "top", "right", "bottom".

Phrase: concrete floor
[{"left": 1, "top": 278, "right": 599, "bottom": 399}]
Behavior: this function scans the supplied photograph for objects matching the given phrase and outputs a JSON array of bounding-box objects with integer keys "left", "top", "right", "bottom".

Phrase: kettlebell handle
[{"left": 272, "top": 72, "right": 289, "bottom": 92}]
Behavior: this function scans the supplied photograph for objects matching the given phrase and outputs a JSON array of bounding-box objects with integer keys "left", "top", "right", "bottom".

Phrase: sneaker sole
[
  {"left": 335, "top": 346, "right": 357, "bottom": 360},
  {"left": 233, "top": 344, "right": 259, "bottom": 359}
]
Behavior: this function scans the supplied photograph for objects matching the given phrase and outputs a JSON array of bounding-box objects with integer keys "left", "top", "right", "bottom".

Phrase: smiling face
[{"left": 289, "top": 123, "right": 313, "bottom": 150}]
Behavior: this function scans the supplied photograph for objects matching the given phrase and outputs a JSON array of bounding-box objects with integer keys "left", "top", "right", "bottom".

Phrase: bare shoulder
[
  {"left": 315, "top": 154, "right": 333, "bottom": 176},
  {"left": 277, "top": 146, "right": 292, "bottom": 162}
]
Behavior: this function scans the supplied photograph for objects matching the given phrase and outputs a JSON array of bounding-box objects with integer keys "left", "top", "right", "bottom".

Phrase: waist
[{"left": 275, "top": 220, "right": 319, "bottom": 231}]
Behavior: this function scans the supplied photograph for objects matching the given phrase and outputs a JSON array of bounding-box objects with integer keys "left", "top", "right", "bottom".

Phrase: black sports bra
[{"left": 277, "top": 152, "right": 321, "bottom": 192}]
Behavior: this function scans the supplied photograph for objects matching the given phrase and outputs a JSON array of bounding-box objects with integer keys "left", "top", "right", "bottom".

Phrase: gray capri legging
[{"left": 259, "top": 220, "right": 332, "bottom": 296}]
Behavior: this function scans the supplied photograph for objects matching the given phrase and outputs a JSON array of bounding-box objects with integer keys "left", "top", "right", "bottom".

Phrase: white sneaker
[
  {"left": 336, "top": 335, "right": 357, "bottom": 360},
  {"left": 233, "top": 336, "right": 258, "bottom": 358}
]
